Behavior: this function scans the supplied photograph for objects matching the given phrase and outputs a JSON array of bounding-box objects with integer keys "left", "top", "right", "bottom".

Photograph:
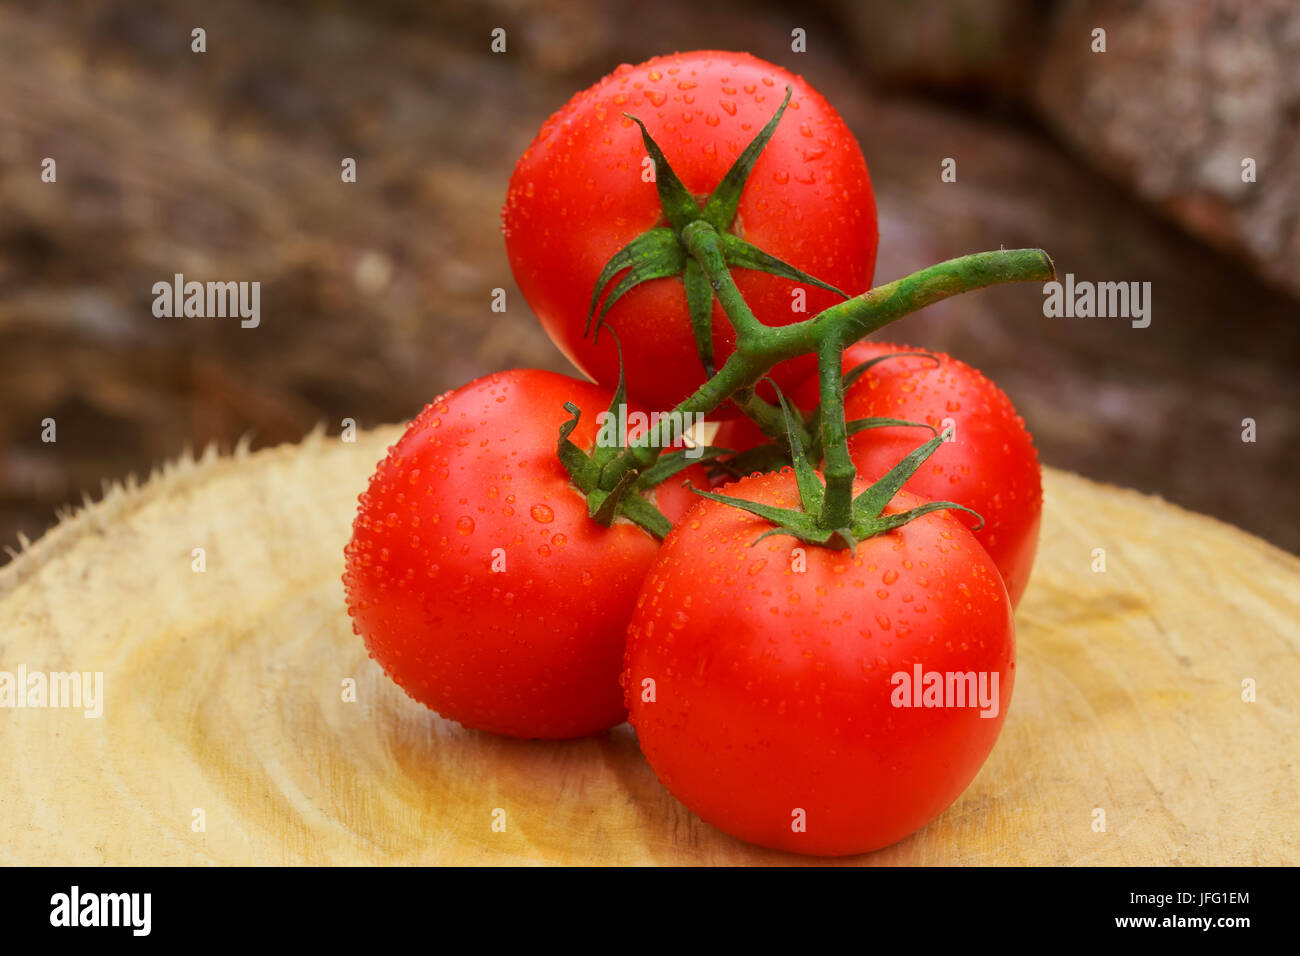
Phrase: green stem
[
  {"left": 598, "top": 349, "right": 761, "bottom": 490},
  {"left": 770, "top": 248, "right": 1057, "bottom": 355},
  {"left": 816, "top": 334, "right": 853, "bottom": 529},
  {"left": 733, "top": 387, "right": 811, "bottom": 449},
  {"left": 680, "top": 220, "right": 766, "bottom": 344},
  {"left": 598, "top": 247, "right": 1055, "bottom": 490}
]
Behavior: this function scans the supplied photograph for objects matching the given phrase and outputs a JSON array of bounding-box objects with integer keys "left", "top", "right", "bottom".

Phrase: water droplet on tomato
[
  {"left": 530, "top": 504, "right": 555, "bottom": 523},
  {"left": 455, "top": 516, "right": 475, "bottom": 535}
]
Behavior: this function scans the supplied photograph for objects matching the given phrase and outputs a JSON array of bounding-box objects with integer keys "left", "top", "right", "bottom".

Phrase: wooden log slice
[{"left": 2, "top": 427, "right": 1296, "bottom": 864}]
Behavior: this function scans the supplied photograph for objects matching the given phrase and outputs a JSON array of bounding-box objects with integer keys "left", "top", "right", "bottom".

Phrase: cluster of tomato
[{"left": 344, "top": 52, "right": 1043, "bottom": 856}]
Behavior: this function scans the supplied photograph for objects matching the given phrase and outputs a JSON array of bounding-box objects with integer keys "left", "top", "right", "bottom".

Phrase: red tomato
[
  {"left": 503, "top": 50, "right": 878, "bottom": 414},
  {"left": 795, "top": 342, "right": 1042, "bottom": 607},
  {"left": 343, "top": 369, "right": 705, "bottom": 740},
  {"left": 625, "top": 470, "right": 1015, "bottom": 856},
  {"left": 709, "top": 410, "right": 770, "bottom": 457}
]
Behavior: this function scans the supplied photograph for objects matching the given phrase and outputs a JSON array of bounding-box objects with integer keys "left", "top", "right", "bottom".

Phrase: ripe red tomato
[
  {"left": 343, "top": 369, "right": 706, "bottom": 740},
  {"left": 795, "top": 342, "right": 1042, "bottom": 607},
  {"left": 624, "top": 470, "right": 1015, "bottom": 856},
  {"left": 708, "top": 409, "right": 769, "bottom": 457},
  {"left": 503, "top": 50, "right": 878, "bottom": 414}
]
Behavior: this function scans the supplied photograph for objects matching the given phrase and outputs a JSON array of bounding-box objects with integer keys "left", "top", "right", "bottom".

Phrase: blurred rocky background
[{"left": 1, "top": 0, "right": 1297, "bottom": 558}]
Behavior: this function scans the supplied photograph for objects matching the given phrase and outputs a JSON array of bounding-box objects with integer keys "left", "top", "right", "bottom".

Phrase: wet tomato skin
[
  {"left": 795, "top": 342, "right": 1043, "bottom": 607},
  {"left": 503, "top": 50, "right": 878, "bottom": 414},
  {"left": 344, "top": 369, "right": 705, "bottom": 740},
  {"left": 624, "top": 469, "right": 1015, "bottom": 855}
]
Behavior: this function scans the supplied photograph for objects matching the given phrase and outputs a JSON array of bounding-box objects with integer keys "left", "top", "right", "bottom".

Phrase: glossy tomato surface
[
  {"left": 344, "top": 369, "right": 705, "bottom": 739},
  {"left": 503, "top": 50, "right": 877, "bottom": 413},
  {"left": 795, "top": 342, "right": 1042, "bottom": 607},
  {"left": 625, "top": 470, "right": 1015, "bottom": 855}
]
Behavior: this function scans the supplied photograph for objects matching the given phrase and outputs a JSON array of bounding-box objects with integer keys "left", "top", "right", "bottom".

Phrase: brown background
[{"left": 1, "top": 0, "right": 1297, "bottom": 560}]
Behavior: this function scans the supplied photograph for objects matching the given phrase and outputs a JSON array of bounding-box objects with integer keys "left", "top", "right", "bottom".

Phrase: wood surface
[{"left": 1, "top": 426, "right": 1297, "bottom": 865}]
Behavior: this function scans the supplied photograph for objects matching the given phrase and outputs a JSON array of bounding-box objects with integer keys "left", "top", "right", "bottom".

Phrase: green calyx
[
  {"left": 549, "top": 73, "right": 1056, "bottom": 549},
  {"left": 586, "top": 86, "right": 848, "bottom": 376},
  {"left": 691, "top": 386, "right": 983, "bottom": 551},
  {"left": 565, "top": 244, "right": 1053, "bottom": 545},
  {"left": 712, "top": 350, "right": 944, "bottom": 476},
  {"left": 556, "top": 336, "right": 730, "bottom": 539}
]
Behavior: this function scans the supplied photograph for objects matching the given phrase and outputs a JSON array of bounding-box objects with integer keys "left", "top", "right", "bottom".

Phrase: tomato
[
  {"left": 343, "top": 369, "right": 706, "bottom": 740},
  {"left": 624, "top": 469, "right": 1015, "bottom": 856},
  {"left": 709, "top": 409, "right": 769, "bottom": 456},
  {"left": 503, "top": 50, "right": 878, "bottom": 414},
  {"left": 794, "top": 342, "right": 1042, "bottom": 607}
]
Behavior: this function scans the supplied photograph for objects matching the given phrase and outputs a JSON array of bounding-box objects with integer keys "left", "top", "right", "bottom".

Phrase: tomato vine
[{"left": 564, "top": 88, "right": 1054, "bottom": 547}]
